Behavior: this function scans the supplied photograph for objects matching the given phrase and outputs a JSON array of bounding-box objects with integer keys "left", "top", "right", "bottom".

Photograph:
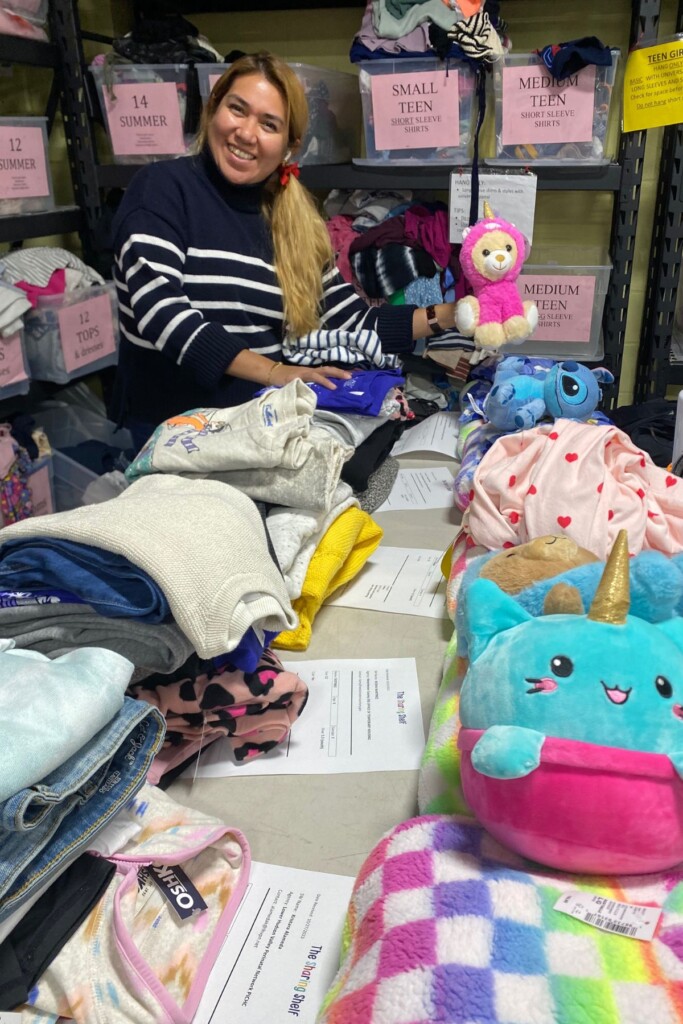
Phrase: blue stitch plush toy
[{"left": 483, "top": 355, "right": 614, "bottom": 431}]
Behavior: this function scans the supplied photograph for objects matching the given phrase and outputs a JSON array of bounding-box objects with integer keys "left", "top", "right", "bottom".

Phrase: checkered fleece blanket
[
  {"left": 318, "top": 815, "right": 683, "bottom": 1024},
  {"left": 418, "top": 628, "right": 470, "bottom": 817}
]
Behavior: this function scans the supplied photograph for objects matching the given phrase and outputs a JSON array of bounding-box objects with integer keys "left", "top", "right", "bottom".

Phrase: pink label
[
  {"left": 102, "top": 82, "right": 185, "bottom": 155},
  {"left": 28, "top": 464, "right": 53, "bottom": 517},
  {"left": 0, "top": 126, "right": 50, "bottom": 200},
  {"left": 209, "top": 73, "right": 222, "bottom": 91},
  {"left": 0, "top": 331, "right": 28, "bottom": 388},
  {"left": 58, "top": 294, "right": 116, "bottom": 374},
  {"left": 501, "top": 64, "right": 596, "bottom": 145},
  {"left": 371, "top": 70, "right": 460, "bottom": 151},
  {"left": 520, "top": 274, "right": 596, "bottom": 342}
]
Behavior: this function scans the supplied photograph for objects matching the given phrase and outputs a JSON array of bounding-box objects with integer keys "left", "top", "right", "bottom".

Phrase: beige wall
[{"left": 2, "top": 0, "right": 680, "bottom": 402}]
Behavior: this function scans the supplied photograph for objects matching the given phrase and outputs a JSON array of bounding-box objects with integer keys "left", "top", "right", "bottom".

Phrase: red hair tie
[{"left": 279, "top": 161, "right": 300, "bottom": 187}]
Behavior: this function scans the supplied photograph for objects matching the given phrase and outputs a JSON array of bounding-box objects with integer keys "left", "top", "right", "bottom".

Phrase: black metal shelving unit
[
  {"left": 0, "top": 21, "right": 86, "bottom": 247},
  {"left": 96, "top": 161, "right": 623, "bottom": 193},
  {"left": 634, "top": 0, "right": 683, "bottom": 399}
]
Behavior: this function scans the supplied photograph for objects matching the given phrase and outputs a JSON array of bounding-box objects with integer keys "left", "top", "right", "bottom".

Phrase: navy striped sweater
[{"left": 110, "top": 149, "right": 416, "bottom": 426}]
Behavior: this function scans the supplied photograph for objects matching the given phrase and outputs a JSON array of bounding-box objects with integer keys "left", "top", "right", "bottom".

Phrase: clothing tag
[
  {"left": 554, "top": 891, "right": 662, "bottom": 941},
  {"left": 0, "top": 1013, "right": 23, "bottom": 1022},
  {"left": 146, "top": 863, "right": 208, "bottom": 921},
  {"left": 135, "top": 866, "right": 158, "bottom": 917}
]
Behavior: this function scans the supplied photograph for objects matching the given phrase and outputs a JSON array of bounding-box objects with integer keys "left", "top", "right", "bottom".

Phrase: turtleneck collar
[{"left": 198, "top": 146, "right": 270, "bottom": 213}]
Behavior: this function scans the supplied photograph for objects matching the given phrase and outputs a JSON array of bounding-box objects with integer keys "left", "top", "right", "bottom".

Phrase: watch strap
[{"left": 426, "top": 304, "right": 444, "bottom": 336}]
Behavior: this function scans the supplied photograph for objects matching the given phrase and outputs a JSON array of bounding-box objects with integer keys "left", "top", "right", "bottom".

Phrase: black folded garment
[{"left": 610, "top": 398, "right": 677, "bottom": 469}]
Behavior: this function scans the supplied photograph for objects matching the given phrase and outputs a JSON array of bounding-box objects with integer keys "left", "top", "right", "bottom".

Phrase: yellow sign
[{"left": 623, "top": 40, "right": 683, "bottom": 132}]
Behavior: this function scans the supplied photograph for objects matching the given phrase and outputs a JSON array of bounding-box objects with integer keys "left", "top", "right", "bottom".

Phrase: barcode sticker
[{"left": 554, "top": 891, "right": 662, "bottom": 941}]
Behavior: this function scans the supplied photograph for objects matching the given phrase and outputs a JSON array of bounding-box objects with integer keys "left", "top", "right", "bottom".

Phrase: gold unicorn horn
[
  {"left": 482, "top": 200, "right": 494, "bottom": 219},
  {"left": 587, "top": 529, "right": 630, "bottom": 625}
]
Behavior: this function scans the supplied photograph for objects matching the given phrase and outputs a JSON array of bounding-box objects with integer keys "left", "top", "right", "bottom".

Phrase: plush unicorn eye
[
  {"left": 655, "top": 675, "right": 673, "bottom": 698},
  {"left": 550, "top": 655, "right": 573, "bottom": 677},
  {"left": 482, "top": 248, "right": 490, "bottom": 256},
  {"left": 505, "top": 244, "right": 512, "bottom": 252}
]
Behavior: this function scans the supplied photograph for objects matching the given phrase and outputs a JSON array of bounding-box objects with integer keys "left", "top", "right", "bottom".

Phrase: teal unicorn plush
[{"left": 457, "top": 530, "right": 683, "bottom": 873}]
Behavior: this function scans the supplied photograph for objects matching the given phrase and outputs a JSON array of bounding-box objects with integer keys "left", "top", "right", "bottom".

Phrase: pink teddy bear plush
[{"left": 456, "top": 203, "right": 538, "bottom": 362}]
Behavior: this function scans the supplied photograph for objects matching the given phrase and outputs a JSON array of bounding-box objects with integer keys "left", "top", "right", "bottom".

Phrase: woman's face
[{"left": 208, "top": 72, "right": 290, "bottom": 187}]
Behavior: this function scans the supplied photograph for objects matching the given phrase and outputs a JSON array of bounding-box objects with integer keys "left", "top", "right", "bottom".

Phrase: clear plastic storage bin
[
  {"left": 90, "top": 63, "right": 190, "bottom": 164},
  {"left": 197, "top": 62, "right": 361, "bottom": 165},
  {"left": 504, "top": 248, "right": 612, "bottom": 359},
  {"left": 357, "top": 58, "right": 476, "bottom": 165},
  {"left": 0, "top": 328, "right": 30, "bottom": 400},
  {"left": 196, "top": 62, "right": 227, "bottom": 103},
  {"left": 4, "top": 0, "right": 48, "bottom": 20},
  {"left": 22, "top": 284, "right": 120, "bottom": 385},
  {"left": 489, "top": 51, "right": 620, "bottom": 164},
  {"left": 36, "top": 405, "right": 133, "bottom": 512},
  {"left": 0, "top": 116, "right": 54, "bottom": 215}
]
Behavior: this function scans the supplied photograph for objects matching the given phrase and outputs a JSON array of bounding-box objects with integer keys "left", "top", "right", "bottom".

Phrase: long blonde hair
[{"left": 196, "top": 52, "right": 334, "bottom": 337}]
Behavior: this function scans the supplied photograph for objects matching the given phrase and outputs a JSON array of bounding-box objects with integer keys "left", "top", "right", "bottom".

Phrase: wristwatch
[{"left": 426, "top": 304, "right": 444, "bottom": 336}]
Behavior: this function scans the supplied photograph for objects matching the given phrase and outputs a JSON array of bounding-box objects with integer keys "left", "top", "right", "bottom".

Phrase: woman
[{"left": 110, "top": 51, "right": 458, "bottom": 448}]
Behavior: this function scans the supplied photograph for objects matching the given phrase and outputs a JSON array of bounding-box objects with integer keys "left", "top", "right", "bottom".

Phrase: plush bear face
[
  {"left": 480, "top": 535, "right": 599, "bottom": 595},
  {"left": 469, "top": 228, "right": 520, "bottom": 282},
  {"left": 460, "top": 216, "right": 528, "bottom": 289}
]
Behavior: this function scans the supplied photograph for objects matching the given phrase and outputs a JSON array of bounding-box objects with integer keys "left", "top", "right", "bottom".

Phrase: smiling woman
[{"left": 108, "top": 51, "right": 459, "bottom": 447}]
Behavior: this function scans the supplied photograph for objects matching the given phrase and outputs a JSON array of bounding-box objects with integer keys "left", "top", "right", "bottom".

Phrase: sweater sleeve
[
  {"left": 319, "top": 267, "right": 417, "bottom": 354},
  {"left": 113, "top": 173, "right": 250, "bottom": 391}
]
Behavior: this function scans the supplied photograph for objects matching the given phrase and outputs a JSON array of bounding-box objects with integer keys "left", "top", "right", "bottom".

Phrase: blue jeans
[
  {"left": 0, "top": 698, "right": 165, "bottom": 922},
  {"left": 0, "top": 539, "right": 170, "bottom": 623}
]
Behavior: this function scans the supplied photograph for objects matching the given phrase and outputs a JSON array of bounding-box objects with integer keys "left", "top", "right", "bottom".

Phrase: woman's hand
[{"left": 270, "top": 363, "right": 352, "bottom": 390}]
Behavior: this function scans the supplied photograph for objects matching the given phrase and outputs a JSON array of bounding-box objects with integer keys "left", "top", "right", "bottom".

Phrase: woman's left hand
[{"left": 271, "top": 364, "right": 352, "bottom": 390}]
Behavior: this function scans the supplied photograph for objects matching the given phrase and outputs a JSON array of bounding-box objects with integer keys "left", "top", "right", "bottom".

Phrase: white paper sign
[
  {"left": 328, "top": 546, "right": 447, "bottom": 619},
  {"left": 449, "top": 172, "right": 537, "bottom": 244},
  {"left": 391, "top": 411, "right": 459, "bottom": 457},
  {"left": 186, "top": 658, "right": 425, "bottom": 778},
  {"left": 554, "top": 891, "right": 662, "bottom": 941},
  {"left": 193, "top": 861, "right": 353, "bottom": 1024},
  {"left": 376, "top": 467, "right": 454, "bottom": 513}
]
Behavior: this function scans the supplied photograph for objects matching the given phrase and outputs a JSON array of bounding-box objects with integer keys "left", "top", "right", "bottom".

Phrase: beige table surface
[{"left": 168, "top": 453, "right": 460, "bottom": 879}]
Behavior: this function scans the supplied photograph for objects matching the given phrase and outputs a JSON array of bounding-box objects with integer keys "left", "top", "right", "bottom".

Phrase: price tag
[
  {"left": 0, "top": 331, "right": 28, "bottom": 389},
  {"left": 370, "top": 69, "right": 460, "bottom": 151},
  {"left": 0, "top": 125, "right": 50, "bottom": 200},
  {"left": 554, "top": 891, "right": 662, "bottom": 941},
  {"left": 101, "top": 82, "right": 185, "bottom": 156},
  {"left": 58, "top": 293, "right": 116, "bottom": 375}
]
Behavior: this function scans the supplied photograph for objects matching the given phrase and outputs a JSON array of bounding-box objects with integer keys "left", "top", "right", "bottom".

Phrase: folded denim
[
  {"left": 0, "top": 539, "right": 170, "bottom": 622},
  {"left": 0, "top": 699, "right": 165, "bottom": 923}
]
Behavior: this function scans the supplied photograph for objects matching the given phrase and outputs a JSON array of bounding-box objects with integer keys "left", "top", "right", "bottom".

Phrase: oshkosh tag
[
  {"left": 146, "top": 863, "right": 208, "bottom": 921},
  {"left": 554, "top": 891, "right": 661, "bottom": 941}
]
